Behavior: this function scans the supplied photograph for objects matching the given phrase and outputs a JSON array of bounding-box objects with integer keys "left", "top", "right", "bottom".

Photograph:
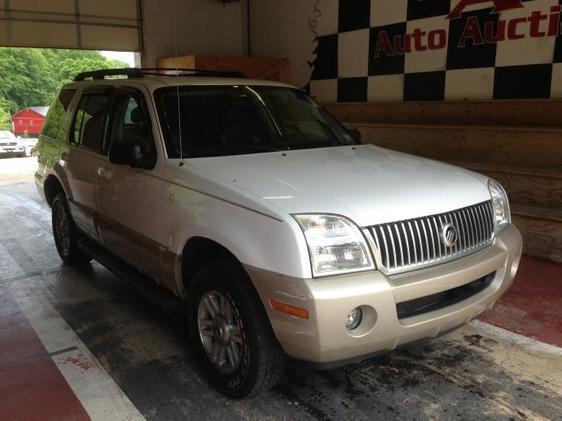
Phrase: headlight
[
  {"left": 488, "top": 179, "right": 511, "bottom": 231},
  {"left": 293, "top": 214, "right": 375, "bottom": 277}
]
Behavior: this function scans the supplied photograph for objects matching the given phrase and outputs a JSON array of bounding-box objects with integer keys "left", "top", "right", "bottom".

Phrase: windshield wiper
[
  {"left": 275, "top": 133, "right": 341, "bottom": 149},
  {"left": 181, "top": 144, "right": 284, "bottom": 157}
]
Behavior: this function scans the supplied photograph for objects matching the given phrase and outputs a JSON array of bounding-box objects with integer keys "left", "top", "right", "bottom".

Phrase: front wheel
[
  {"left": 51, "top": 193, "right": 91, "bottom": 266},
  {"left": 189, "top": 260, "right": 287, "bottom": 398}
]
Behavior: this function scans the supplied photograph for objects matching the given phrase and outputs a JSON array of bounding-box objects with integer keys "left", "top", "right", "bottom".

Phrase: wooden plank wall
[
  {"left": 326, "top": 100, "right": 562, "bottom": 263},
  {"left": 158, "top": 55, "right": 290, "bottom": 83}
]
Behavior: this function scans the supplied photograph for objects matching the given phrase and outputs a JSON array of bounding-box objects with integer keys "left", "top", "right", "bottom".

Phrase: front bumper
[
  {"left": 0, "top": 146, "right": 25, "bottom": 156},
  {"left": 247, "top": 224, "right": 522, "bottom": 364}
]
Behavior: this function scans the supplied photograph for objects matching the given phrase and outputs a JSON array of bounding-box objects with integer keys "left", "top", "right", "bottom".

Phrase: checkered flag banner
[{"left": 309, "top": 0, "right": 562, "bottom": 102}]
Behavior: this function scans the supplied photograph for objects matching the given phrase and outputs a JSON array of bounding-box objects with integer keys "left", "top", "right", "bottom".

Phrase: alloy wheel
[
  {"left": 197, "top": 290, "right": 246, "bottom": 374},
  {"left": 54, "top": 201, "right": 71, "bottom": 257}
]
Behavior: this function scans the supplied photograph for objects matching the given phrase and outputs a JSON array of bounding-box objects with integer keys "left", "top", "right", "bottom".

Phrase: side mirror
[
  {"left": 109, "top": 142, "right": 155, "bottom": 169},
  {"left": 348, "top": 128, "right": 362, "bottom": 144}
]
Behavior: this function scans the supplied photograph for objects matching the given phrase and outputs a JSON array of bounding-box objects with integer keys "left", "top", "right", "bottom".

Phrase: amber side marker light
[{"left": 269, "top": 299, "right": 309, "bottom": 319}]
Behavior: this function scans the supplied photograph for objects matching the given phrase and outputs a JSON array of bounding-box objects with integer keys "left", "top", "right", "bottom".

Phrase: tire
[
  {"left": 188, "top": 259, "right": 287, "bottom": 398},
  {"left": 51, "top": 193, "right": 91, "bottom": 266}
]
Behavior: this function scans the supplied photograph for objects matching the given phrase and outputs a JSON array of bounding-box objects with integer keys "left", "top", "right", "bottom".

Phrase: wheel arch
[
  {"left": 180, "top": 236, "right": 250, "bottom": 296},
  {"left": 44, "top": 174, "right": 66, "bottom": 207}
]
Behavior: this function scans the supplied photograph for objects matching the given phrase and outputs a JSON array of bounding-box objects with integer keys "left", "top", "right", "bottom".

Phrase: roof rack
[{"left": 73, "top": 67, "right": 246, "bottom": 82}]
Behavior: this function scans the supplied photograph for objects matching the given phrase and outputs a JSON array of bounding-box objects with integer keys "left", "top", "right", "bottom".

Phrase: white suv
[
  {"left": 0, "top": 130, "right": 26, "bottom": 157},
  {"left": 35, "top": 68, "right": 522, "bottom": 398}
]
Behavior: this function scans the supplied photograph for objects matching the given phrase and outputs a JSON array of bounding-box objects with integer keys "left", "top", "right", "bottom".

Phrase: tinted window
[
  {"left": 41, "top": 89, "right": 76, "bottom": 141},
  {"left": 154, "top": 86, "right": 355, "bottom": 158},
  {"left": 106, "top": 93, "right": 156, "bottom": 165},
  {"left": 257, "top": 88, "right": 351, "bottom": 143},
  {"left": 71, "top": 93, "right": 111, "bottom": 152},
  {"left": 155, "top": 86, "right": 275, "bottom": 158}
]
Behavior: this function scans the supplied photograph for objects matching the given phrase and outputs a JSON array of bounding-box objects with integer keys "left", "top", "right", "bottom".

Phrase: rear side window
[
  {"left": 71, "top": 93, "right": 112, "bottom": 153},
  {"left": 41, "top": 89, "right": 76, "bottom": 141}
]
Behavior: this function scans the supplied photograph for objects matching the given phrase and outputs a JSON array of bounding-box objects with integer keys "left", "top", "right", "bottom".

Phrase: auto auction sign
[{"left": 373, "top": 0, "right": 561, "bottom": 57}]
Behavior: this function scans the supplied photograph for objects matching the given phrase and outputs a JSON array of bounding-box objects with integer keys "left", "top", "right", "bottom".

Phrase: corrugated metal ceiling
[{"left": 0, "top": 0, "right": 141, "bottom": 51}]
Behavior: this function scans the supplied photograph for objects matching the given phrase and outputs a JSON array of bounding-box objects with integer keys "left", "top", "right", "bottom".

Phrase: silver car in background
[
  {"left": 0, "top": 131, "right": 26, "bottom": 157},
  {"left": 21, "top": 137, "right": 38, "bottom": 157}
]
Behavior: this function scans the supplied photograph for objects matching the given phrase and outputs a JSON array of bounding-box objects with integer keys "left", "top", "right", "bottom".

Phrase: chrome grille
[{"left": 367, "top": 201, "right": 494, "bottom": 274}]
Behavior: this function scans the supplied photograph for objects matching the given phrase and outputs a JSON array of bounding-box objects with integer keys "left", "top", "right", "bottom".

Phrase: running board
[{"left": 78, "top": 238, "right": 184, "bottom": 318}]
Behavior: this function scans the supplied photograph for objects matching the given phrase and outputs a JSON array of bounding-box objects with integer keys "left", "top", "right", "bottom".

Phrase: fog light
[{"left": 345, "top": 307, "right": 363, "bottom": 330}]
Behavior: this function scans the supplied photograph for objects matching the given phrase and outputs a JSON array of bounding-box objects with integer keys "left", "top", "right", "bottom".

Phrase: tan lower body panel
[
  {"left": 245, "top": 224, "right": 523, "bottom": 364},
  {"left": 94, "top": 214, "right": 180, "bottom": 296}
]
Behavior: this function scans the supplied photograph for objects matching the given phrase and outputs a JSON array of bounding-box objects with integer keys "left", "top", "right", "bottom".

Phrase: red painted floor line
[
  {"left": 480, "top": 256, "right": 562, "bottom": 348},
  {"left": 0, "top": 291, "right": 90, "bottom": 421}
]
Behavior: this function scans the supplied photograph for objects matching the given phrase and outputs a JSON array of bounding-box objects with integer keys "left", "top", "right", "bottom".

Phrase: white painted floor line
[
  {"left": 8, "top": 276, "right": 145, "bottom": 421},
  {"left": 471, "top": 319, "right": 562, "bottom": 357}
]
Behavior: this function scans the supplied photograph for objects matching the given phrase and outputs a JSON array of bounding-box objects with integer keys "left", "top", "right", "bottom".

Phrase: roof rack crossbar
[{"left": 73, "top": 67, "right": 246, "bottom": 82}]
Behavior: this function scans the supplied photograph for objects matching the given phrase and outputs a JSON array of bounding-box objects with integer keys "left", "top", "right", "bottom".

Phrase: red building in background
[{"left": 11, "top": 106, "right": 49, "bottom": 137}]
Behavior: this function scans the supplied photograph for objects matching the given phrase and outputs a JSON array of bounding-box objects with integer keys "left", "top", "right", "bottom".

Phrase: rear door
[
  {"left": 95, "top": 87, "right": 168, "bottom": 286},
  {"left": 65, "top": 87, "right": 112, "bottom": 241}
]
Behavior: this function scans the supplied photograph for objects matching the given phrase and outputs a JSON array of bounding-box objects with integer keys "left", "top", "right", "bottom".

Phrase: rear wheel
[
  {"left": 51, "top": 193, "right": 91, "bottom": 265},
  {"left": 189, "top": 259, "right": 287, "bottom": 398}
]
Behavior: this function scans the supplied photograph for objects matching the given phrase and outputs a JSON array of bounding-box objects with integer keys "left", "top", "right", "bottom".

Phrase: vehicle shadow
[{"left": 45, "top": 262, "right": 561, "bottom": 421}]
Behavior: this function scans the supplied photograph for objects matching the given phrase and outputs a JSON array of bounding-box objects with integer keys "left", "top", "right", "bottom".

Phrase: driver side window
[{"left": 107, "top": 93, "right": 156, "bottom": 167}]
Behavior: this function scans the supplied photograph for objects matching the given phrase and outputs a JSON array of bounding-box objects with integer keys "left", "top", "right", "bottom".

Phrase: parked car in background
[
  {"left": 0, "top": 131, "right": 26, "bottom": 157},
  {"left": 20, "top": 137, "right": 38, "bottom": 157}
]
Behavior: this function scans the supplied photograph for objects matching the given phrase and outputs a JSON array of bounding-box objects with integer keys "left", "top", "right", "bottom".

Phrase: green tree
[
  {"left": 0, "top": 48, "right": 128, "bottom": 116},
  {"left": 44, "top": 49, "right": 128, "bottom": 89},
  {"left": 0, "top": 100, "right": 11, "bottom": 130},
  {"left": 0, "top": 48, "right": 54, "bottom": 113}
]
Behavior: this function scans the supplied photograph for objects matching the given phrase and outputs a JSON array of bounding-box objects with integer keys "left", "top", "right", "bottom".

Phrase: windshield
[
  {"left": 154, "top": 85, "right": 356, "bottom": 158},
  {"left": 0, "top": 131, "right": 15, "bottom": 139}
]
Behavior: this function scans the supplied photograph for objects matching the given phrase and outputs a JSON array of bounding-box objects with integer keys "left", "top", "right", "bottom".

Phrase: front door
[{"left": 95, "top": 88, "right": 168, "bottom": 286}]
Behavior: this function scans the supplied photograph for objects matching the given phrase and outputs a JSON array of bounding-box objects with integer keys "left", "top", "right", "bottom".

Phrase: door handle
[{"left": 97, "top": 166, "right": 113, "bottom": 180}]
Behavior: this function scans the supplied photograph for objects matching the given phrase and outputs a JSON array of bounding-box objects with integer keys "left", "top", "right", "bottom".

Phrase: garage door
[{"left": 0, "top": 0, "right": 141, "bottom": 51}]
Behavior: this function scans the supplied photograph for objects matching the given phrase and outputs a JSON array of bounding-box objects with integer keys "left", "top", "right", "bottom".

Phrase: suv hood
[{"left": 187, "top": 145, "right": 491, "bottom": 227}]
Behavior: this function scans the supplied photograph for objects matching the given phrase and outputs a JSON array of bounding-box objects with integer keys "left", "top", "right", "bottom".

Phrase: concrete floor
[{"left": 1, "top": 158, "right": 561, "bottom": 420}]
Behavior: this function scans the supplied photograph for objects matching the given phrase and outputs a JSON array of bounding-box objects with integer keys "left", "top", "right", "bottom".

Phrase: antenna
[{"left": 173, "top": 0, "right": 185, "bottom": 166}]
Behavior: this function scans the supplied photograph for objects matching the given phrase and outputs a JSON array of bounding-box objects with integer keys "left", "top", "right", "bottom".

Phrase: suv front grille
[{"left": 367, "top": 201, "right": 494, "bottom": 274}]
